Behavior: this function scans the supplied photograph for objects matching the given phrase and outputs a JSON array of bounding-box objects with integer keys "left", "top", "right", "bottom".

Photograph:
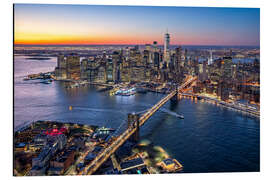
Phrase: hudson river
[{"left": 14, "top": 55, "right": 260, "bottom": 173}]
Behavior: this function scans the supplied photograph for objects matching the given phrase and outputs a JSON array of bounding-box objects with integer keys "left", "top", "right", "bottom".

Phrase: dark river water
[{"left": 14, "top": 55, "right": 260, "bottom": 173}]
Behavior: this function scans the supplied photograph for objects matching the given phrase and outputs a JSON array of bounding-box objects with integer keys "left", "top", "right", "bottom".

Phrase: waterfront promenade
[{"left": 180, "top": 93, "right": 260, "bottom": 118}]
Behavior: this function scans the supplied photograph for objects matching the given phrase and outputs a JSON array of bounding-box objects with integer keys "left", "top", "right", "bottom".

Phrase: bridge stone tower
[
  {"left": 127, "top": 113, "right": 140, "bottom": 142},
  {"left": 171, "top": 85, "right": 179, "bottom": 103}
]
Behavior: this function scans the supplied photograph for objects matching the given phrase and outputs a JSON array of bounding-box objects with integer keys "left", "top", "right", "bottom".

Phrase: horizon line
[{"left": 14, "top": 43, "right": 260, "bottom": 47}]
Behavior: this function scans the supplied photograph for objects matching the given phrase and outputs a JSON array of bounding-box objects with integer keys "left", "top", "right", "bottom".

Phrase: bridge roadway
[{"left": 80, "top": 76, "right": 197, "bottom": 175}]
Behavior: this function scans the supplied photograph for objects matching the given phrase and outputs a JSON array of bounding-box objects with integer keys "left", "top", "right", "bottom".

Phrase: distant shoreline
[{"left": 26, "top": 57, "right": 51, "bottom": 61}]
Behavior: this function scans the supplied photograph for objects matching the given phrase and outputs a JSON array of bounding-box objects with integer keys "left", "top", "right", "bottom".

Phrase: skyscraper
[
  {"left": 55, "top": 54, "right": 80, "bottom": 80},
  {"left": 175, "top": 46, "right": 182, "bottom": 72},
  {"left": 164, "top": 30, "right": 170, "bottom": 66},
  {"left": 153, "top": 41, "right": 158, "bottom": 52},
  {"left": 208, "top": 49, "right": 213, "bottom": 65},
  {"left": 223, "top": 56, "right": 233, "bottom": 80}
]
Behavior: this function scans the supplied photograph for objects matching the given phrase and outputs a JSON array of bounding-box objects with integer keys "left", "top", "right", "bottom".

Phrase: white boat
[{"left": 176, "top": 114, "right": 184, "bottom": 119}]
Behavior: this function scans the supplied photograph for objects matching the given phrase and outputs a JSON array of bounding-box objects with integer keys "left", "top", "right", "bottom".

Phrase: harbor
[{"left": 21, "top": 71, "right": 260, "bottom": 118}]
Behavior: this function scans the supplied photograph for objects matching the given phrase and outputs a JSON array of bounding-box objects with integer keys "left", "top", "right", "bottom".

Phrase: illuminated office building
[
  {"left": 55, "top": 54, "right": 80, "bottom": 80},
  {"left": 164, "top": 30, "right": 170, "bottom": 66}
]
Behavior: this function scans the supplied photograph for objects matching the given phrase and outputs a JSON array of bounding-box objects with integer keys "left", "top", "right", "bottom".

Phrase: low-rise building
[
  {"left": 31, "top": 133, "right": 68, "bottom": 175},
  {"left": 50, "top": 147, "right": 75, "bottom": 173},
  {"left": 158, "top": 158, "right": 183, "bottom": 173},
  {"left": 120, "top": 157, "right": 146, "bottom": 174}
]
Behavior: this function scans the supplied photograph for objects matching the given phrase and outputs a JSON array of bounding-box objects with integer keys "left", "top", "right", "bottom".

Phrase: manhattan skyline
[{"left": 14, "top": 4, "right": 260, "bottom": 46}]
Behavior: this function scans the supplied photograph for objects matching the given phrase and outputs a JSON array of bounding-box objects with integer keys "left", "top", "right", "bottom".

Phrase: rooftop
[
  {"left": 120, "top": 157, "right": 144, "bottom": 171},
  {"left": 163, "top": 158, "right": 174, "bottom": 166}
]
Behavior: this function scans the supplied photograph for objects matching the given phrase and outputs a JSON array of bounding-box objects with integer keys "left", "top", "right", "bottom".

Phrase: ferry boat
[{"left": 115, "top": 87, "right": 136, "bottom": 96}]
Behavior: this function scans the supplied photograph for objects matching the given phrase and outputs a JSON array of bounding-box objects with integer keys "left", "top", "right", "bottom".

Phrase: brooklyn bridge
[{"left": 79, "top": 76, "right": 198, "bottom": 175}]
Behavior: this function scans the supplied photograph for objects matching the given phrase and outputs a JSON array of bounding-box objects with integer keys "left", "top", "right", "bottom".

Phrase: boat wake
[
  {"left": 135, "top": 103, "right": 184, "bottom": 119},
  {"left": 159, "top": 108, "right": 183, "bottom": 118}
]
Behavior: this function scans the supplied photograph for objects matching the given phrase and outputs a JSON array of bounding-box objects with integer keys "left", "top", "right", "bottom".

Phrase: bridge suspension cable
[{"left": 113, "top": 118, "right": 128, "bottom": 136}]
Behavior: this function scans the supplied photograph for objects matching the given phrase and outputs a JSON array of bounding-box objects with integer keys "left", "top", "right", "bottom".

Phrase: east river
[{"left": 14, "top": 55, "right": 260, "bottom": 173}]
